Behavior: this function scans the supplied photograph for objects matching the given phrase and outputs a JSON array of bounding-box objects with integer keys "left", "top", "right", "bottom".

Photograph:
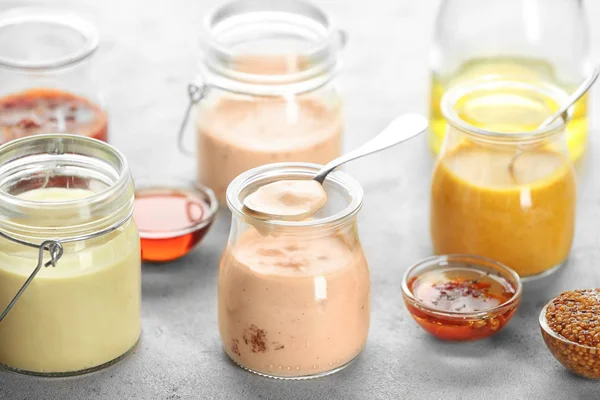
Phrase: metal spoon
[
  {"left": 539, "top": 66, "right": 599, "bottom": 128},
  {"left": 508, "top": 66, "right": 600, "bottom": 174},
  {"left": 243, "top": 113, "right": 428, "bottom": 220},
  {"left": 313, "top": 113, "right": 428, "bottom": 184}
]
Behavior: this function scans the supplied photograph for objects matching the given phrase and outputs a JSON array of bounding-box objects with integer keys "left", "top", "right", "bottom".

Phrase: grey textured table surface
[{"left": 2, "top": 0, "right": 600, "bottom": 399}]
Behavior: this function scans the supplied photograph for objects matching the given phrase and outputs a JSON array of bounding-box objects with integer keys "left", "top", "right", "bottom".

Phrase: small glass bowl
[
  {"left": 401, "top": 254, "right": 522, "bottom": 341},
  {"left": 133, "top": 180, "right": 218, "bottom": 262},
  {"left": 539, "top": 298, "right": 600, "bottom": 379}
]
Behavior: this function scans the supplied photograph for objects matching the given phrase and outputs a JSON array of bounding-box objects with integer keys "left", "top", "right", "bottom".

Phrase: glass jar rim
[
  {"left": 0, "top": 7, "right": 99, "bottom": 71},
  {"left": 0, "top": 134, "right": 129, "bottom": 208},
  {"left": 226, "top": 162, "right": 363, "bottom": 232},
  {"left": 198, "top": 0, "right": 344, "bottom": 94},
  {"left": 440, "top": 78, "right": 573, "bottom": 144},
  {"left": 401, "top": 254, "right": 523, "bottom": 320},
  {"left": 0, "top": 134, "right": 133, "bottom": 241}
]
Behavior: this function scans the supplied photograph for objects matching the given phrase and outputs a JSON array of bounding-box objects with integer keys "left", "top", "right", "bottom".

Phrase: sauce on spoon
[
  {"left": 242, "top": 113, "right": 429, "bottom": 220},
  {"left": 243, "top": 179, "right": 327, "bottom": 220}
]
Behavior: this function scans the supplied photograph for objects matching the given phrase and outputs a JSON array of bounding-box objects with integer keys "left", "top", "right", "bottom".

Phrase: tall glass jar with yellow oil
[{"left": 429, "top": 0, "right": 590, "bottom": 160}]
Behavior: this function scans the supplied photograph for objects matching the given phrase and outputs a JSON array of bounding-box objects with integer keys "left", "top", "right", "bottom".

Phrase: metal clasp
[
  {"left": 177, "top": 81, "right": 209, "bottom": 156},
  {"left": 0, "top": 207, "right": 133, "bottom": 324},
  {"left": 0, "top": 238, "right": 64, "bottom": 323}
]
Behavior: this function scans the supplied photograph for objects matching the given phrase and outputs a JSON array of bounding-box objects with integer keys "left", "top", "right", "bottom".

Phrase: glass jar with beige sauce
[
  {"left": 179, "top": 0, "right": 345, "bottom": 202},
  {"left": 0, "top": 134, "right": 141, "bottom": 376},
  {"left": 430, "top": 79, "right": 576, "bottom": 279},
  {"left": 219, "top": 162, "right": 370, "bottom": 379}
]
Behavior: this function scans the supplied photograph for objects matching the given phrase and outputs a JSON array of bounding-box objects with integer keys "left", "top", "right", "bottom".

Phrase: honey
[
  {"left": 134, "top": 186, "right": 216, "bottom": 263},
  {"left": 429, "top": 57, "right": 588, "bottom": 160}
]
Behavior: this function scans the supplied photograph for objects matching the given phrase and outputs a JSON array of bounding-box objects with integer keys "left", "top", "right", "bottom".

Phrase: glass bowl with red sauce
[
  {"left": 133, "top": 180, "right": 218, "bottom": 263},
  {"left": 401, "top": 254, "right": 522, "bottom": 341}
]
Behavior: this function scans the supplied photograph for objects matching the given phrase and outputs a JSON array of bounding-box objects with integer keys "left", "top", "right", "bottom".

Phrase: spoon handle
[
  {"left": 540, "top": 66, "right": 600, "bottom": 127},
  {"left": 508, "top": 65, "right": 600, "bottom": 175},
  {"left": 313, "top": 113, "right": 428, "bottom": 184}
]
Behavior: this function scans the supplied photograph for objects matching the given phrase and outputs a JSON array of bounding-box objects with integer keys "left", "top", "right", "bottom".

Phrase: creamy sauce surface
[
  {"left": 243, "top": 179, "right": 327, "bottom": 220},
  {"left": 0, "top": 188, "right": 141, "bottom": 374}
]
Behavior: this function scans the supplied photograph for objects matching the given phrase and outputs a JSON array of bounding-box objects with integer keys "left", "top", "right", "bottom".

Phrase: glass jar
[
  {"left": 430, "top": 79, "right": 576, "bottom": 279},
  {"left": 0, "top": 8, "right": 108, "bottom": 144},
  {"left": 180, "top": 0, "right": 345, "bottom": 202},
  {"left": 219, "top": 162, "right": 370, "bottom": 379},
  {"left": 0, "top": 134, "right": 140, "bottom": 376},
  {"left": 428, "top": 0, "right": 590, "bottom": 160}
]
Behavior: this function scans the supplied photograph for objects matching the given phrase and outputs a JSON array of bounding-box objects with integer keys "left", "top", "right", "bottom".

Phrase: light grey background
[{"left": 1, "top": 0, "right": 600, "bottom": 399}]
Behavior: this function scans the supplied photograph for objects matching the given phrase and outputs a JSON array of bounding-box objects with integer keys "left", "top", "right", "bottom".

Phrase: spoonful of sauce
[{"left": 243, "top": 113, "right": 429, "bottom": 220}]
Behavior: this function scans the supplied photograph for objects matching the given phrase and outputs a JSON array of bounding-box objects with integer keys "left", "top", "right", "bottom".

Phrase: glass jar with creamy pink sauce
[
  {"left": 179, "top": 0, "right": 345, "bottom": 203},
  {"left": 218, "top": 162, "right": 371, "bottom": 379}
]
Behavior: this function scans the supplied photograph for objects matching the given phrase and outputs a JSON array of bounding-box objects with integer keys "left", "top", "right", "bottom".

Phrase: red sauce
[
  {"left": 405, "top": 267, "right": 519, "bottom": 341},
  {"left": 0, "top": 88, "right": 108, "bottom": 144},
  {"left": 134, "top": 187, "right": 214, "bottom": 262}
]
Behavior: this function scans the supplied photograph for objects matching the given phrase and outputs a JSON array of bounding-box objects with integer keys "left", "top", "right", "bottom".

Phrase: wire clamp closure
[
  {"left": 0, "top": 237, "right": 64, "bottom": 323},
  {"left": 177, "top": 81, "right": 209, "bottom": 156},
  {"left": 0, "top": 207, "right": 132, "bottom": 324}
]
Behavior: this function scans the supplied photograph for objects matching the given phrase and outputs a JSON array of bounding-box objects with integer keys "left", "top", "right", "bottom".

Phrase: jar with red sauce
[{"left": 0, "top": 8, "right": 107, "bottom": 144}]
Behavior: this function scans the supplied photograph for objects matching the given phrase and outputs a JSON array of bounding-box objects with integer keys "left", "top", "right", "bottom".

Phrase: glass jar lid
[
  {"left": 199, "top": 0, "right": 345, "bottom": 93},
  {"left": 227, "top": 162, "right": 363, "bottom": 234},
  {"left": 441, "top": 78, "right": 573, "bottom": 144},
  {"left": 0, "top": 134, "right": 133, "bottom": 239},
  {"left": 0, "top": 7, "right": 98, "bottom": 70}
]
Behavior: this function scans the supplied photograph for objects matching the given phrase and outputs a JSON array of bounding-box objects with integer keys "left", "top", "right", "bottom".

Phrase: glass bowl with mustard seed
[{"left": 540, "top": 289, "right": 600, "bottom": 379}]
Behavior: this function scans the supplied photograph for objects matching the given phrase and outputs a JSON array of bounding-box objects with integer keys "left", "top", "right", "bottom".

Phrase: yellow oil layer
[
  {"left": 0, "top": 188, "right": 141, "bottom": 375},
  {"left": 429, "top": 57, "right": 589, "bottom": 160}
]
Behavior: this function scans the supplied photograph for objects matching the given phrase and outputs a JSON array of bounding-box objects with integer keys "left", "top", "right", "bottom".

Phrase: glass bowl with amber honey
[
  {"left": 539, "top": 290, "right": 600, "bottom": 379},
  {"left": 133, "top": 179, "right": 218, "bottom": 263},
  {"left": 401, "top": 254, "right": 522, "bottom": 341}
]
